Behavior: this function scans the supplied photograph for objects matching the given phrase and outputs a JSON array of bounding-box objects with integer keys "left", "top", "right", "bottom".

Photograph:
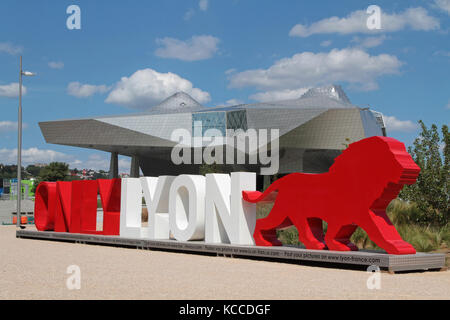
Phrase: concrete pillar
[
  {"left": 109, "top": 152, "right": 119, "bottom": 179},
  {"left": 130, "top": 155, "right": 140, "bottom": 178},
  {"left": 297, "top": 149, "right": 305, "bottom": 173}
]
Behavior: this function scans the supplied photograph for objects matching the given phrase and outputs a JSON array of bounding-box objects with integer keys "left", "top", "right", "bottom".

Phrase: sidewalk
[{"left": 0, "top": 226, "right": 449, "bottom": 299}]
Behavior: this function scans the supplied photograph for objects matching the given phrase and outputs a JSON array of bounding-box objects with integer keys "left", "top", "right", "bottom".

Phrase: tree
[
  {"left": 32, "top": 162, "right": 70, "bottom": 193},
  {"left": 39, "top": 162, "right": 69, "bottom": 181},
  {"left": 0, "top": 164, "right": 29, "bottom": 179},
  {"left": 93, "top": 171, "right": 108, "bottom": 180},
  {"left": 400, "top": 121, "right": 449, "bottom": 226},
  {"left": 199, "top": 162, "right": 225, "bottom": 175},
  {"left": 26, "top": 165, "right": 43, "bottom": 177}
]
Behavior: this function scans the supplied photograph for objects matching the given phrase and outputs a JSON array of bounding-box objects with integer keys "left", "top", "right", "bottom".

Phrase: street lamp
[{"left": 16, "top": 56, "right": 36, "bottom": 228}]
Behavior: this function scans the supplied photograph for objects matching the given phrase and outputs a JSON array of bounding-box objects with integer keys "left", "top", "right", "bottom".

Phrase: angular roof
[
  {"left": 206, "top": 85, "right": 354, "bottom": 112},
  {"left": 150, "top": 91, "right": 206, "bottom": 114},
  {"left": 301, "top": 85, "right": 351, "bottom": 103}
]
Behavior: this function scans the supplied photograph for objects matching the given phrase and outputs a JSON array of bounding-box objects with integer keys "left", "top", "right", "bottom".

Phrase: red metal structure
[
  {"left": 34, "top": 179, "right": 121, "bottom": 235},
  {"left": 243, "top": 136, "right": 420, "bottom": 255}
]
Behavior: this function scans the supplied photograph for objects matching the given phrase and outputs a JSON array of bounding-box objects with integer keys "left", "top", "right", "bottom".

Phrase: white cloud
[
  {"left": 289, "top": 7, "right": 439, "bottom": 37},
  {"left": 434, "top": 0, "right": 450, "bottom": 15},
  {"left": 83, "top": 154, "right": 131, "bottom": 173},
  {"left": 250, "top": 88, "right": 310, "bottom": 102},
  {"left": 79, "top": 154, "right": 130, "bottom": 172},
  {"left": 383, "top": 116, "right": 418, "bottom": 132},
  {"left": 199, "top": 0, "right": 209, "bottom": 11},
  {"left": 155, "top": 35, "right": 219, "bottom": 61},
  {"left": 229, "top": 48, "right": 402, "bottom": 92},
  {"left": 0, "top": 83, "right": 27, "bottom": 98},
  {"left": 48, "top": 61, "right": 64, "bottom": 69},
  {"left": 184, "top": 8, "right": 195, "bottom": 21},
  {"left": 67, "top": 82, "right": 110, "bottom": 98},
  {"left": 0, "top": 121, "right": 28, "bottom": 132},
  {"left": 105, "top": 68, "right": 211, "bottom": 109},
  {"left": 225, "top": 99, "right": 244, "bottom": 106},
  {"left": 446, "top": 100, "right": 450, "bottom": 109},
  {"left": 434, "top": 50, "right": 450, "bottom": 57},
  {"left": 225, "top": 68, "right": 237, "bottom": 75},
  {"left": 0, "top": 148, "right": 73, "bottom": 165},
  {"left": 320, "top": 40, "right": 332, "bottom": 47},
  {"left": 0, "top": 148, "right": 131, "bottom": 173},
  {"left": 185, "top": 0, "right": 208, "bottom": 20},
  {"left": 351, "top": 35, "right": 387, "bottom": 48},
  {"left": 0, "top": 121, "right": 17, "bottom": 132},
  {"left": 0, "top": 42, "right": 23, "bottom": 55},
  {"left": 79, "top": 154, "right": 108, "bottom": 170},
  {"left": 118, "top": 159, "right": 131, "bottom": 174}
]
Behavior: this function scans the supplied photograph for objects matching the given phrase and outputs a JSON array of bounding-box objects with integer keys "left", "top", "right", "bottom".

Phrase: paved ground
[
  {"left": 0, "top": 200, "right": 34, "bottom": 225},
  {"left": 0, "top": 226, "right": 449, "bottom": 300}
]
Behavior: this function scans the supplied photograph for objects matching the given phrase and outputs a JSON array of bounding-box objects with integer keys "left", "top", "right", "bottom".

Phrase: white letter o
[{"left": 169, "top": 175, "right": 205, "bottom": 241}]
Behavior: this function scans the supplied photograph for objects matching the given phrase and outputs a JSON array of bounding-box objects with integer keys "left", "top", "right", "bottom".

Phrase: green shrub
[
  {"left": 387, "top": 199, "right": 423, "bottom": 226},
  {"left": 256, "top": 203, "right": 273, "bottom": 219},
  {"left": 399, "top": 122, "right": 448, "bottom": 227},
  {"left": 277, "top": 227, "right": 300, "bottom": 246}
]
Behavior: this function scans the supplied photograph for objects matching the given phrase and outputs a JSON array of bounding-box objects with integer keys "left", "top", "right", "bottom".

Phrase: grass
[{"left": 256, "top": 200, "right": 450, "bottom": 256}]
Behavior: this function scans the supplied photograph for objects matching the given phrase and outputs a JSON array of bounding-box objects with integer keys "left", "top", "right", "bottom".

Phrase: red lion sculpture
[{"left": 243, "top": 136, "right": 420, "bottom": 255}]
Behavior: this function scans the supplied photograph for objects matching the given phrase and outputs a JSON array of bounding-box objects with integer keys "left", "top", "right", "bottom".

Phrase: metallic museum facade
[{"left": 39, "top": 85, "right": 386, "bottom": 179}]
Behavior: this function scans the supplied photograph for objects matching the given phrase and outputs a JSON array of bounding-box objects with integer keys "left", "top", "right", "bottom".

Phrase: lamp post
[{"left": 16, "top": 56, "right": 36, "bottom": 228}]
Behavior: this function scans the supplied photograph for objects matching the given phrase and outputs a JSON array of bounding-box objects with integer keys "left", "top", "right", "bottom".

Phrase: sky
[{"left": 0, "top": 0, "right": 449, "bottom": 173}]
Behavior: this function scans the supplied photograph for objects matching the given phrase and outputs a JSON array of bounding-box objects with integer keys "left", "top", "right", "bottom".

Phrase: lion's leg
[
  {"left": 357, "top": 210, "right": 415, "bottom": 255},
  {"left": 325, "top": 223, "right": 358, "bottom": 251},
  {"left": 307, "top": 218, "right": 326, "bottom": 244},
  {"left": 254, "top": 206, "right": 291, "bottom": 246},
  {"left": 290, "top": 216, "right": 327, "bottom": 250}
]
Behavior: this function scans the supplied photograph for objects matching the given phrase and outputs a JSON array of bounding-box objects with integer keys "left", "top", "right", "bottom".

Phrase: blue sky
[{"left": 0, "top": 0, "right": 449, "bottom": 173}]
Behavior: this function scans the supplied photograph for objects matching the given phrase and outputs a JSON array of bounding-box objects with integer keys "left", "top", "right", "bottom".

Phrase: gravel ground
[{"left": 0, "top": 226, "right": 449, "bottom": 300}]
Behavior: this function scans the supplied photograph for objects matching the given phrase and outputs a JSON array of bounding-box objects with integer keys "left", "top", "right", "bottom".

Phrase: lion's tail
[{"left": 242, "top": 179, "right": 280, "bottom": 203}]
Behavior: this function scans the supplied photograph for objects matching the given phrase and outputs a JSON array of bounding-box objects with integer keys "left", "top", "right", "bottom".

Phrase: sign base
[{"left": 16, "top": 230, "right": 446, "bottom": 273}]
